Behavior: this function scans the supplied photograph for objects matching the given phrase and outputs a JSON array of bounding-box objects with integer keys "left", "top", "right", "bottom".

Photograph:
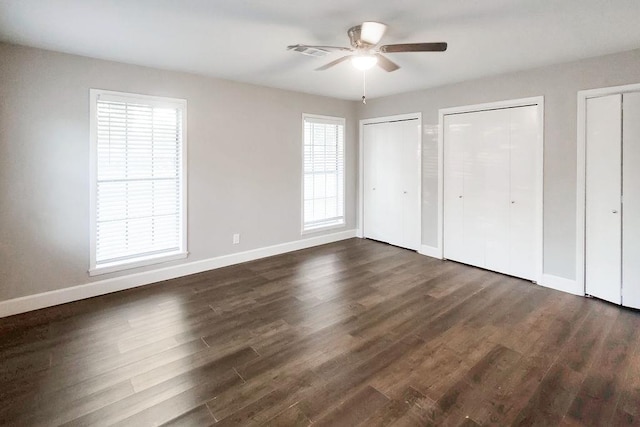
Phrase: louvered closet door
[{"left": 585, "top": 94, "right": 622, "bottom": 304}]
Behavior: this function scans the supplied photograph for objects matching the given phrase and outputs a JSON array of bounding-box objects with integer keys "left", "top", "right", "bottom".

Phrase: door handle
[
  {"left": 403, "top": 191, "right": 408, "bottom": 194},
  {"left": 612, "top": 210, "right": 618, "bottom": 214}
]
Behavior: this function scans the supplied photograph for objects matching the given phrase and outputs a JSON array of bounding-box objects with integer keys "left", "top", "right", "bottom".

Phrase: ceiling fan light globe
[{"left": 351, "top": 55, "right": 378, "bottom": 70}]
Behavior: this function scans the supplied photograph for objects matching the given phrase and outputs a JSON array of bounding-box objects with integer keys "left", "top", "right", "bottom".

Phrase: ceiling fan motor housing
[{"left": 348, "top": 25, "right": 374, "bottom": 50}]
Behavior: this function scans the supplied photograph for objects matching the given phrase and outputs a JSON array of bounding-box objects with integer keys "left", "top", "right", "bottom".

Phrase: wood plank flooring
[{"left": 1, "top": 238, "right": 639, "bottom": 426}]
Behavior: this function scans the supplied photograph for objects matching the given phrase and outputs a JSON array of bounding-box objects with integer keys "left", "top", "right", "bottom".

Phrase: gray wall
[
  {"left": 0, "top": 42, "right": 358, "bottom": 301},
  {"left": 358, "top": 48, "right": 640, "bottom": 280}
]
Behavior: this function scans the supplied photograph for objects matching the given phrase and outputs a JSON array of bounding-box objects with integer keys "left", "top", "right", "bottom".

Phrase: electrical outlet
[{"left": 233, "top": 233, "right": 240, "bottom": 244}]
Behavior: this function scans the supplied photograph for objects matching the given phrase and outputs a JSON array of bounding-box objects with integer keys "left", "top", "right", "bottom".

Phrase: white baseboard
[
  {"left": 0, "top": 229, "right": 357, "bottom": 318},
  {"left": 538, "top": 274, "right": 584, "bottom": 296},
  {"left": 418, "top": 245, "right": 442, "bottom": 259}
]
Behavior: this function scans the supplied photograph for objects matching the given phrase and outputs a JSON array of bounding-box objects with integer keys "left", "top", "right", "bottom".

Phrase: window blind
[
  {"left": 303, "top": 115, "right": 345, "bottom": 231},
  {"left": 91, "top": 91, "right": 186, "bottom": 271}
]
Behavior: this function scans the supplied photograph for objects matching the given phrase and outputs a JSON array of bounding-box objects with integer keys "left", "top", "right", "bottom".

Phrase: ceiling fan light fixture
[
  {"left": 351, "top": 54, "right": 378, "bottom": 70},
  {"left": 360, "top": 21, "right": 387, "bottom": 45}
]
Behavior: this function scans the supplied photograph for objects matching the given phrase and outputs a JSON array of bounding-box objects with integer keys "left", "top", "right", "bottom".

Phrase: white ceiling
[{"left": 1, "top": 0, "right": 640, "bottom": 100}]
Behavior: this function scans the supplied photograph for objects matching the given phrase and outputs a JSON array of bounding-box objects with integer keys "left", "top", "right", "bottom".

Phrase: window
[
  {"left": 302, "top": 114, "right": 345, "bottom": 232},
  {"left": 89, "top": 89, "right": 187, "bottom": 275}
]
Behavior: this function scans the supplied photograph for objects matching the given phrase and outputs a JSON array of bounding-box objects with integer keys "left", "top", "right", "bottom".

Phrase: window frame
[
  {"left": 89, "top": 89, "right": 188, "bottom": 276},
  {"left": 301, "top": 113, "right": 346, "bottom": 234}
]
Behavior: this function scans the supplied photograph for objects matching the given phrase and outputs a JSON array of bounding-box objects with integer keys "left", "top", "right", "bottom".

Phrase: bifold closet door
[
  {"left": 443, "top": 105, "right": 537, "bottom": 280},
  {"left": 623, "top": 92, "right": 640, "bottom": 308},
  {"left": 481, "top": 109, "right": 511, "bottom": 275},
  {"left": 443, "top": 113, "right": 468, "bottom": 264},
  {"left": 508, "top": 106, "right": 538, "bottom": 280},
  {"left": 444, "top": 109, "right": 511, "bottom": 273},
  {"left": 397, "top": 120, "right": 421, "bottom": 250},
  {"left": 363, "top": 119, "right": 420, "bottom": 250},
  {"left": 585, "top": 94, "right": 622, "bottom": 304},
  {"left": 363, "top": 123, "right": 388, "bottom": 243}
]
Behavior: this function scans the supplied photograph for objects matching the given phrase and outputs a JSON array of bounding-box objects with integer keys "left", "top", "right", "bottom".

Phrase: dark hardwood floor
[{"left": 1, "top": 238, "right": 639, "bottom": 426}]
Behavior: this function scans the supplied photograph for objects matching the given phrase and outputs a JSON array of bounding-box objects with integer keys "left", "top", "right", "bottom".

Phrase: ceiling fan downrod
[{"left": 362, "top": 71, "right": 367, "bottom": 104}]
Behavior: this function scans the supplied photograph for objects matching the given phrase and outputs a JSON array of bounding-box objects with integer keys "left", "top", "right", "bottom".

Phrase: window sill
[
  {"left": 89, "top": 251, "right": 188, "bottom": 276},
  {"left": 301, "top": 222, "right": 346, "bottom": 235}
]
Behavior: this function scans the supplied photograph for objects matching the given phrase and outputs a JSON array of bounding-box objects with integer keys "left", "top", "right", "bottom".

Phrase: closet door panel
[
  {"left": 508, "top": 106, "right": 538, "bottom": 280},
  {"left": 483, "top": 109, "right": 511, "bottom": 274},
  {"left": 363, "top": 123, "right": 384, "bottom": 242},
  {"left": 400, "top": 119, "right": 421, "bottom": 250},
  {"left": 384, "top": 122, "right": 405, "bottom": 247},
  {"left": 623, "top": 92, "right": 640, "bottom": 308},
  {"left": 364, "top": 119, "right": 421, "bottom": 250},
  {"left": 377, "top": 123, "right": 397, "bottom": 244},
  {"left": 461, "top": 111, "right": 488, "bottom": 267},
  {"left": 585, "top": 94, "right": 622, "bottom": 304},
  {"left": 443, "top": 114, "right": 467, "bottom": 262},
  {"left": 363, "top": 123, "right": 377, "bottom": 240}
]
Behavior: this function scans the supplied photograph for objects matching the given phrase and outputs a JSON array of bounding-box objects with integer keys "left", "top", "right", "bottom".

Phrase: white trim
[
  {"left": 0, "top": 229, "right": 357, "bottom": 318},
  {"left": 418, "top": 245, "right": 442, "bottom": 259},
  {"left": 358, "top": 112, "right": 422, "bottom": 246},
  {"left": 576, "top": 83, "right": 640, "bottom": 296},
  {"left": 300, "top": 222, "right": 346, "bottom": 235},
  {"left": 438, "top": 96, "right": 545, "bottom": 283},
  {"left": 538, "top": 274, "right": 582, "bottom": 296},
  {"left": 89, "top": 89, "right": 98, "bottom": 271},
  {"left": 301, "top": 113, "right": 346, "bottom": 234},
  {"left": 89, "top": 251, "right": 188, "bottom": 276},
  {"left": 89, "top": 88, "right": 188, "bottom": 274},
  {"left": 92, "top": 89, "right": 188, "bottom": 109}
]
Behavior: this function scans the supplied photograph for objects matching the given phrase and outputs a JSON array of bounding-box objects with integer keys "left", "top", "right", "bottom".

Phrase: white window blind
[
  {"left": 90, "top": 90, "right": 187, "bottom": 274},
  {"left": 303, "top": 115, "right": 345, "bottom": 232}
]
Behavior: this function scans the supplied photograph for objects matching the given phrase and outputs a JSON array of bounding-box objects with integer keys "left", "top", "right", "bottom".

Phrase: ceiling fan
[{"left": 287, "top": 21, "right": 447, "bottom": 72}]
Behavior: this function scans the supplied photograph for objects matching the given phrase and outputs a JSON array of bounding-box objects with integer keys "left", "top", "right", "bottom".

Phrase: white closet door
[
  {"left": 363, "top": 119, "right": 421, "bottom": 250},
  {"left": 508, "top": 106, "right": 538, "bottom": 280},
  {"left": 444, "top": 104, "right": 538, "bottom": 280},
  {"left": 384, "top": 122, "right": 407, "bottom": 248},
  {"left": 444, "top": 113, "right": 470, "bottom": 263},
  {"left": 399, "top": 120, "right": 421, "bottom": 250},
  {"left": 363, "top": 123, "right": 385, "bottom": 242},
  {"left": 585, "top": 94, "right": 622, "bottom": 304},
  {"left": 623, "top": 92, "right": 640, "bottom": 308},
  {"left": 461, "top": 111, "right": 488, "bottom": 267},
  {"left": 482, "top": 109, "right": 511, "bottom": 275}
]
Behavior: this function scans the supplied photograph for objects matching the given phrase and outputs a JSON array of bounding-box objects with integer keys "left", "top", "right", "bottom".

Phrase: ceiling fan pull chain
[{"left": 362, "top": 71, "right": 367, "bottom": 104}]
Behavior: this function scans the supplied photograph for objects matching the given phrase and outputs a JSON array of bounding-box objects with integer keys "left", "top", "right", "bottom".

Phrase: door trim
[
  {"left": 437, "top": 96, "right": 544, "bottom": 284},
  {"left": 577, "top": 83, "right": 640, "bottom": 296},
  {"left": 358, "top": 113, "right": 422, "bottom": 246}
]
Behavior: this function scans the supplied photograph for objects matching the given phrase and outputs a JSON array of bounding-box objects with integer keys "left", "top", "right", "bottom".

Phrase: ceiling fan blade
[
  {"left": 375, "top": 54, "right": 400, "bottom": 72},
  {"left": 315, "top": 55, "right": 352, "bottom": 71},
  {"left": 287, "top": 44, "right": 351, "bottom": 52},
  {"left": 287, "top": 44, "right": 351, "bottom": 57},
  {"left": 379, "top": 42, "right": 448, "bottom": 53},
  {"left": 361, "top": 21, "right": 387, "bottom": 45}
]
